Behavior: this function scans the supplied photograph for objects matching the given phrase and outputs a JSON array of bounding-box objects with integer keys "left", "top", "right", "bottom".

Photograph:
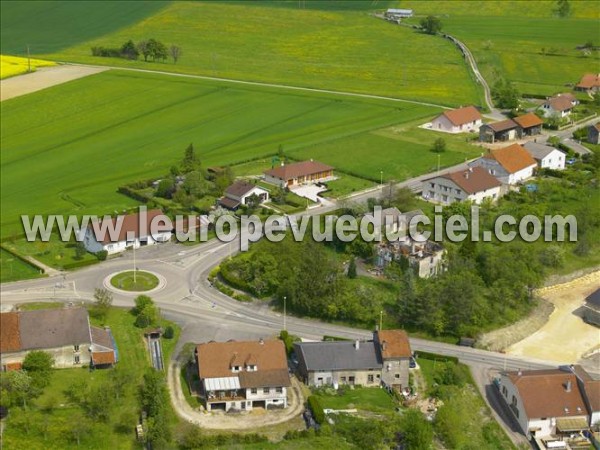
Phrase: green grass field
[
  {"left": 1, "top": 1, "right": 481, "bottom": 106},
  {"left": 403, "top": 1, "right": 600, "bottom": 97},
  {"left": 0, "top": 248, "right": 43, "bottom": 282},
  {"left": 1, "top": 69, "right": 439, "bottom": 238},
  {"left": 110, "top": 270, "right": 159, "bottom": 291},
  {"left": 313, "top": 386, "right": 397, "bottom": 413}
]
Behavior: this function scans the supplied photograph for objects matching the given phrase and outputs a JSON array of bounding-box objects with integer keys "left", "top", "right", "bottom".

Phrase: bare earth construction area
[
  {"left": 507, "top": 271, "right": 600, "bottom": 364},
  {"left": 0, "top": 64, "right": 108, "bottom": 101}
]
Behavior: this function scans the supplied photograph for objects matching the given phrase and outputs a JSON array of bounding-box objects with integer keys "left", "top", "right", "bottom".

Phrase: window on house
[
  {"left": 275, "top": 387, "right": 283, "bottom": 393},
  {"left": 263, "top": 387, "right": 270, "bottom": 394},
  {"left": 74, "top": 355, "right": 80, "bottom": 364},
  {"left": 442, "top": 195, "right": 448, "bottom": 202},
  {"left": 395, "top": 374, "right": 400, "bottom": 379},
  {"left": 368, "top": 375, "right": 374, "bottom": 383},
  {"left": 251, "top": 388, "right": 257, "bottom": 394},
  {"left": 430, "top": 182, "right": 434, "bottom": 188},
  {"left": 341, "top": 376, "right": 347, "bottom": 383},
  {"left": 74, "top": 344, "right": 80, "bottom": 351}
]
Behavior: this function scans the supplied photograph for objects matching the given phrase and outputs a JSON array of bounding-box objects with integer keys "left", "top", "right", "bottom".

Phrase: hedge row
[
  {"left": 219, "top": 263, "right": 255, "bottom": 294},
  {"left": 415, "top": 351, "right": 459, "bottom": 364},
  {"left": 307, "top": 396, "right": 325, "bottom": 425},
  {"left": 60, "top": 258, "right": 100, "bottom": 271},
  {"left": 0, "top": 244, "right": 44, "bottom": 273}
]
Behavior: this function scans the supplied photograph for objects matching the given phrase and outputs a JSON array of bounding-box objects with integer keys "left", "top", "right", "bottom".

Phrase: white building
[
  {"left": 499, "top": 368, "right": 592, "bottom": 439},
  {"left": 541, "top": 93, "right": 578, "bottom": 118},
  {"left": 195, "top": 339, "right": 290, "bottom": 412},
  {"left": 385, "top": 8, "right": 413, "bottom": 19},
  {"left": 469, "top": 143, "right": 537, "bottom": 185},
  {"left": 430, "top": 106, "right": 482, "bottom": 133},
  {"left": 219, "top": 180, "right": 269, "bottom": 210},
  {"left": 83, "top": 209, "right": 172, "bottom": 255},
  {"left": 524, "top": 142, "right": 566, "bottom": 171},
  {"left": 422, "top": 166, "right": 502, "bottom": 205},
  {"left": 264, "top": 160, "right": 334, "bottom": 188}
]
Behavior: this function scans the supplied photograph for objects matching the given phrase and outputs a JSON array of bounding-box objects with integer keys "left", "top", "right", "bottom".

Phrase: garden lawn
[
  {"left": 1, "top": 69, "right": 438, "bottom": 238},
  {"left": 313, "top": 386, "right": 397, "bottom": 413},
  {"left": 0, "top": 248, "right": 43, "bottom": 282},
  {"left": 2, "top": 1, "right": 481, "bottom": 106},
  {"left": 1, "top": 306, "right": 180, "bottom": 450},
  {"left": 403, "top": 1, "right": 600, "bottom": 97}
]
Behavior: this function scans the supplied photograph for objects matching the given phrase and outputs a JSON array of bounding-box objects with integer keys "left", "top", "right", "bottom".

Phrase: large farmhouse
[
  {"left": 294, "top": 330, "right": 411, "bottom": 391},
  {"left": 430, "top": 106, "right": 482, "bottom": 133},
  {"left": 469, "top": 144, "right": 537, "bottom": 185},
  {"left": 195, "top": 339, "right": 290, "bottom": 412},
  {"left": 263, "top": 160, "right": 334, "bottom": 188},
  {"left": 498, "top": 366, "right": 599, "bottom": 444},
  {"left": 0, "top": 307, "right": 117, "bottom": 370},
  {"left": 82, "top": 209, "right": 172, "bottom": 255},
  {"left": 575, "top": 73, "right": 600, "bottom": 93},
  {"left": 422, "top": 166, "right": 502, "bottom": 204},
  {"left": 218, "top": 180, "right": 269, "bottom": 210}
]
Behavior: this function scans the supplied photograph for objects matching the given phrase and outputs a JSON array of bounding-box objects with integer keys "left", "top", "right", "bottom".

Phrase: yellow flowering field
[{"left": 0, "top": 55, "right": 55, "bottom": 79}]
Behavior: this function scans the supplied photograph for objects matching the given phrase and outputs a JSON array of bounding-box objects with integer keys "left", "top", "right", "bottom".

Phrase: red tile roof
[
  {"left": 196, "top": 339, "right": 288, "bottom": 380},
  {"left": 0, "top": 312, "right": 21, "bottom": 353},
  {"left": 440, "top": 106, "right": 482, "bottom": 126},
  {"left": 513, "top": 112, "right": 544, "bottom": 129},
  {"left": 264, "top": 160, "right": 333, "bottom": 181},
  {"left": 91, "top": 351, "right": 115, "bottom": 365},
  {"left": 486, "top": 118, "right": 519, "bottom": 133},
  {"left": 483, "top": 143, "right": 537, "bottom": 174},
  {"left": 376, "top": 330, "right": 411, "bottom": 359},
  {"left": 545, "top": 95, "right": 576, "bottom": 112},
  {"left": 506, "top": 370, "right": 587, "bottom": 419},
  {"left": 437, "top": 166, "right": 502, "bottom": 194},
  {"left": 577, "top": 73, "right": 600, "bottom": 89}
]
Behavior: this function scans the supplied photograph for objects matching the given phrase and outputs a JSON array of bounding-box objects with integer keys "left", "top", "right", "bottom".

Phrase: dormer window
[
  {"left": 232, "top": 365, "right": 240, "bottom": 373},
  {"left": 246, "top": 364, "right": 257, "bottom": 372}
]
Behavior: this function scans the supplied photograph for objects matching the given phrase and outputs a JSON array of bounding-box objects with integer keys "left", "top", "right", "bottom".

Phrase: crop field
[
  {"left": 1, "top": 1, "right": 481, "bottom": 106},
  {"left": 0, "top": 69, "right": 440, "bottom": 238},
  {"left": 0, "top": 54, "right": 55, "bottom": 79},
  {"left": 404, "top": 1, "right": 600, "bottom": 97},
  {"left": 288, "top": 124, "right": 483, "bottom": 182}
]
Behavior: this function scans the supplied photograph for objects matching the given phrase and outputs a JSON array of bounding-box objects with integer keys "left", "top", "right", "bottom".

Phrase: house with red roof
[
  {"left": 541, "top": 93, "right": 579, "bottom": 118},
  {"left": 264, "top": 160, "right": 334, "bottom": 188},
  {"left": 575, "top": 73, "right": 600, "bottom": 93},
  {"left": 430, "top": 105, "right": 482, "bottom": 133},
  {"left": 422, "top": 166, "right": 503, "bottom": 204},
  {"left": 469, "top": 143, "right": 537, "bottom": 185}
]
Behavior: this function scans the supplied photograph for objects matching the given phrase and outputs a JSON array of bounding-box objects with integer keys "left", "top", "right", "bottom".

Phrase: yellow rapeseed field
[{"left": 0, "top": 55, "right": 55, "bottom": 79}]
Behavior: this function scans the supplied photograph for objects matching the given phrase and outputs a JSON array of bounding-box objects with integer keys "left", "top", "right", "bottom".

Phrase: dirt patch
[
  {"left": 1, "top": 64, "right": 108, "bottom": 101},
  {"left": 478, "top": 300, "right": 555, "bottom": 352},
  {"left": 506, "top": 271, "right": 600, "bottom": 363}
]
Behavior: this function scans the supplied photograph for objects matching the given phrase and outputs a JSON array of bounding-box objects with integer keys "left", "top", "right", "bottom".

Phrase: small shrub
[
  {"left": 163, "top": 325, "right": 174, "bottom": 339},
  {"left": 96, "top": 250, "right": 108, "bottom": 261},
  {"left": 307, "top": 395, "right": 325, "bottom": 425}
]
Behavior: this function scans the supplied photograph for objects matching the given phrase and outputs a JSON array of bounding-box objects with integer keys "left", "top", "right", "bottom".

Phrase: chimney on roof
[
  {"left": 517, "top": 369, "right": 522, "bottom": 376},
  {"left": 259, "top": 338, "right": 264, "bottom": 345},
  {"left": 354, "top": 340, "right": 360, "bottom": 350},
  {"left": 566, "top": 379, "right": 572, "bottom": 392}
]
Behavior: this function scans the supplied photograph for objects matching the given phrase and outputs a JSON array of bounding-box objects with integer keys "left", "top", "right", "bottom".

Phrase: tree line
[{"left": 91, "top": 38, "right": 182, "bottom": 64}]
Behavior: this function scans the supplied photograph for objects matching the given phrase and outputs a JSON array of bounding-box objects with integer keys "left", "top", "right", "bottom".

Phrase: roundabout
[{"left": 104, "top": 269, "right": 166, "bottom": 295}]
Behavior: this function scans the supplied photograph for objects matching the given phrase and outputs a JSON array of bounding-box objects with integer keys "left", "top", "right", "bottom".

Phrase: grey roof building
[
  {"left": 295, "top": 340, "right": 381, "bottom": 372},
  {"left": 18, "top": 307, "right": 91, "bottom": 350}
]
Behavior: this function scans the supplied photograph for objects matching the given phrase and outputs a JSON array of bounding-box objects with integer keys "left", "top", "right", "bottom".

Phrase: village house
[
  {"left": 82, "top": 209, "right": 172, "bottom": 255},
  {"left": 541, "top": 93, "right": 579, "bottom": 118},
  {"left": 430, "top": 105, "right": 482, "bottom": 133},
  {"left": 523, "top": 142, "right": 566, "bottom": 171},
  {"left": 498, "top": 366, "right": 598, "bottom": 447},
  {"left": 422, "top": 166, "right": 503, "bottom": 204},
  {"left": 575, "top": 73, "right": 600, "bottom": 93},
  {"left": 263, "top": 160, "right": 334, "bottom": 188},
  {"left": 469, "top": 143, "right": 537, "bottom": 185},
  {"left": 569, "top": 364, "right": 600, "bottom": 428},
  {"left": 294, "top": 330, "right": 411, "bottom": 391},
  {"left": 195, "top": 339, "right": 290, "bottom": 412},
  {"left": 0, "top": 307, "right": 117, "bottom": 370},
  {"left": 588, "top": 123, "right": 600, "bottom": 145},
  {"left": 363, "top": 207, "right": 424, "bottom": 240},
  {"left": 218, "top": 180, "right": 269, "bottom": 210},
  {"left": 385, "top": 8, "right": 413, "bottom": 20},
  {"left": 376, "top": 237, "right": 445, "bottom": 278}
]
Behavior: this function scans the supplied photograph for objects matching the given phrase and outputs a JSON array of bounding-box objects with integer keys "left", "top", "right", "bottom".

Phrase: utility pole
[
  {"left": 379, "top": 310, "right": 383, "bottom": 331},
  {"left": 283, "top": 296, "right": 287, "bottom": 331},
  {"left": 133, "top": 241, "right": 137, "bottom": 283},
  {"left": 437, "top": 154, "right": 441, "bottom": 174},
  {"left": 26, "top": 45, "right": 31, "bottom": 73},
  {"left": 380, "top": 170, "right": 383, "bottom": 188}
]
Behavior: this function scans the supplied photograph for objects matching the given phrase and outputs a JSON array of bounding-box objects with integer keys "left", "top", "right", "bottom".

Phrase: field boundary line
[{"left": 56, "top": 62, "right": 451, "bottom": 110}]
